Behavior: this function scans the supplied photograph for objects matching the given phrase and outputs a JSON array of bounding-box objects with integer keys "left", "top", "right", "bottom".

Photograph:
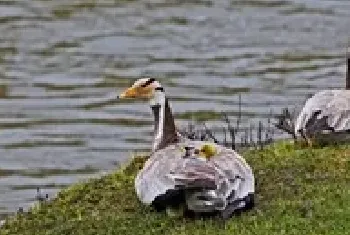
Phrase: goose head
[
  {"left": 118, "top": 77, "right": 165, "bottom": 107},
  {"left": 118, "top": 78, "right": 179, "bottom": 151}
]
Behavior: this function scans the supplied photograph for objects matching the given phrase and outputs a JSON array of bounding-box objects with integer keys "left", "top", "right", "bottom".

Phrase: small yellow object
[{"left": 198, "top": 144, "right": 217, "bottom": 160}]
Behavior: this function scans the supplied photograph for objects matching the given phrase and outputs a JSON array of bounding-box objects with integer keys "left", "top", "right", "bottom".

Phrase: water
[{"left": 0, "top": 0, "right": 349, "bottom": 218}]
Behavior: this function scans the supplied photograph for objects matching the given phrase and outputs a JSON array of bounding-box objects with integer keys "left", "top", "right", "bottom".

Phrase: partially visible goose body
[
  {"left": 118, "top": 78, "right": 255, "bottom": 219},
  {"left": 295, "top": 90, "right": 350, "bottom": 145}
]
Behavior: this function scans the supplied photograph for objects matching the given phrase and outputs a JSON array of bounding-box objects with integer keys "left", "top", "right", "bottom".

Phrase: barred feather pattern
[
  {"left": 295, "top": 90, "right": 350, "bottom": 139},
  {"left": 135, "top": 140, "right": 254, "bottom": 213}
]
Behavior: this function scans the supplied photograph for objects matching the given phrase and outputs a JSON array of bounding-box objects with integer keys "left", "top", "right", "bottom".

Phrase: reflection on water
[{"left": 0, "top": 0, "right": 349, "bottom": 217}]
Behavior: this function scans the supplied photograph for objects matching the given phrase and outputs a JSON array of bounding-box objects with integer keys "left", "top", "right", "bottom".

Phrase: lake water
[{"left": 0, "top": 0, "right": 349, "bottom": 218}]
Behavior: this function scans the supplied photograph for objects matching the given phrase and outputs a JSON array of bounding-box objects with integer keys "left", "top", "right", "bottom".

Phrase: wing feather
[
  {"left": 295, "top": 90, "right": 350, "bottom": 136},
  {"left": 135, "top": 140, "right": 255, "bottom": 213}
]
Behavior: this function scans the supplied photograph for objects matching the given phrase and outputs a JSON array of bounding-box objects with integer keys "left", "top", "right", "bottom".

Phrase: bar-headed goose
[
  {"left": 118, "top": 78, "right": 255, "bottom": 219},
  {"left": 294, "top": 51, "right": 350, "bottom": 145}
]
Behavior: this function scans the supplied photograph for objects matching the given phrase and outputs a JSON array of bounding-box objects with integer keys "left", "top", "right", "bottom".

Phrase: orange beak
[
  {"left": 119, "top": 87, "right": 138, "bottom": 99},
  {"left": 118, "top": 86, "right": 153, "bottom": 99}
]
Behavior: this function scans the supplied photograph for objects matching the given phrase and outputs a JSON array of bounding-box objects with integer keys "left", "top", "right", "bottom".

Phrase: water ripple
[{"left": 0, "top": 0, "right": 349, "bottom": 216}]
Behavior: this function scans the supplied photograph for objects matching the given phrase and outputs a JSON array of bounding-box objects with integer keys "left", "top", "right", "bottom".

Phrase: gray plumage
[
  {"left": 295, "top": 90, "right": 350, "bottom": 141},
  {"left": 135, "top": 140, "right": 254, "bottom": 213}
]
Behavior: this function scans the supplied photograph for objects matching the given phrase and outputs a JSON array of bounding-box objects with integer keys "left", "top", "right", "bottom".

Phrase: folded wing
[
  {"left": 135, "top": 141, "right": 255, "bottom": 214},
  {"left": 295, "top": 90, "right": 350, "bottom": 138}
]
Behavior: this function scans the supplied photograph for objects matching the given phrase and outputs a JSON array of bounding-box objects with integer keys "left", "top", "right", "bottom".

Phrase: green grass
[{"left": 1, "top": 141, "right": 349, "bottom": 235}]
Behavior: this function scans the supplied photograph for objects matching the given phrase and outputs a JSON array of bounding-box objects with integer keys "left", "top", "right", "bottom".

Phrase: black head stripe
[
  {"left": 155, "top": 87, "right": 164, "bottom": 92},
  {"left": 141, "top": 78, "right": 155, "bottom": 87}
]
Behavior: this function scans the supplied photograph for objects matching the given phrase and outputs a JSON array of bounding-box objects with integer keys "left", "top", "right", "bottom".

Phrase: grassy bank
[{"left": 1, "top": 141, "right": 349, "bottom": 235}]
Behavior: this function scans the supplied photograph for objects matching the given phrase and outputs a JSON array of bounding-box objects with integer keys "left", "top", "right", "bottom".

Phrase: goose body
[
  {"left": 295, "top": 89, "right": 350, "bottom": 143},
  {"left": 119, "top": 78, "right": 255, "bottom": 218},
  {"left": 136, "top": 140, "right": 254, "bottom": 213}
]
